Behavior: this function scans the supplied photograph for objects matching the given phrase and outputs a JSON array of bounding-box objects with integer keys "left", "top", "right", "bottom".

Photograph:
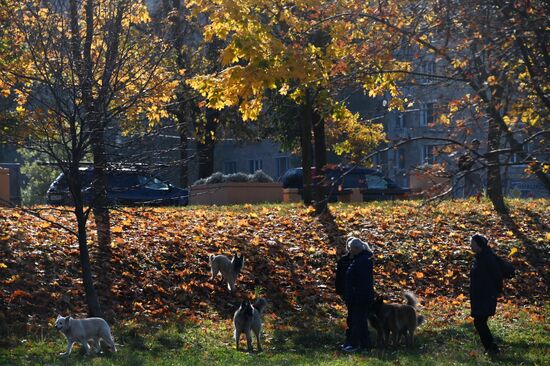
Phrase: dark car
[
  {"left": 47, "top": 168, "right": 188, "bottom": 206},
  {"left": 281, "top": 166, "right": 409, "bottom": 201}
]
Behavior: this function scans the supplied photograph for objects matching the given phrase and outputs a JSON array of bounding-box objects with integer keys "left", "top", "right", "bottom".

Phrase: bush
[
  {"left": 18, "top": 148, "right": 60, "bottom": 205},
  {"left": 192, "top": 178, "right": 207, "bottom": 186},
  {"left": 205, "top": 172, "right": 224, "bottom": 185},
  {"left": 226, "top": 172, "right": 250, "bottom": 182},
  {"left": 192, "top": 171, "right": 275, "bottom": 185},
  {"left": 250, "top": 170, "right": 274, "bottom": 183}
]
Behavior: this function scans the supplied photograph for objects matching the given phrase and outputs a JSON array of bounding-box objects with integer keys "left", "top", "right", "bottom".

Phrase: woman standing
[
  {"left": 342, "top": 237, "right": 374, "bottom": 353},
  {"left": 469, "top": 234, "right": 503, "bottom": 355}
]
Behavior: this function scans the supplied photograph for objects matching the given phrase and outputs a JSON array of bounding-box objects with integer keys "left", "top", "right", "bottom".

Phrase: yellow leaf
[
  {"left": 0, "top": 263, "right": 7, "bottom": 269},
  {"left": 415, "top": 272, "right": 424, "bottom": 279},
  {"left": 112, "top": 226, "right": 123, "bottom": 234},
  {"left": 508, "top": 247, "right": 518, "bottom": 257}
]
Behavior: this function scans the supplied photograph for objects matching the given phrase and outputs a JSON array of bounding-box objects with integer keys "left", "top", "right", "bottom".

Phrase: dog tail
[
  {"left": 253, "top": 298, "right": 267, "bottom": 315},
  {"left": 417, "top": 315, "right": 425, "bottom": 326},
  {"left": 403, "top": 291, "right": 418, "bottom": 307}
]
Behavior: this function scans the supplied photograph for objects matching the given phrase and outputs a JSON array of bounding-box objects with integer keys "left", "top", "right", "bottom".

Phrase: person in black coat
[
  {"left": 342, "top": 238, "right": 374, "bottom": 352},
  {"left": 469, "top": 234, "right": 503, "bottom": 355},
  {"left": 334, "top": 238, "right": 354, "bottom": 348}
]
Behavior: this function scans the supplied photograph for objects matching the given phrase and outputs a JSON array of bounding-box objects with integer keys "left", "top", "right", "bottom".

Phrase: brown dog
[{"left": 370, "top": 291, "right": 425, "bottom": 347}]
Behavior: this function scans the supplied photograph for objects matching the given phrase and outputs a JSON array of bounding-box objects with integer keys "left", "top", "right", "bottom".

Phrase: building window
[
  {"left": 248, "top": 159, "right": 263, "bottom": 173},
  {"left": 397, "top": 149, "right": 406, "bottom": 170},
  {"left": 371, "top": 153, "right": 380, "bottom": 166},
  {"left": 419, "top": 60, "right": 436, "bottom": 83},
  {"left": 396, "top": 112, "right": 405, "bottom": 129},
  {"left": 422, "top": 145, "right": 438, "bottom": 164},
  {"left": 275, "top": 156, "right": 289, "bottom": 179},
  {"left": 224, "top": 161, "right": 237, "bottom": 174},
  {"left": 420, "top": 102, "right": 437, "bottom": 126}
]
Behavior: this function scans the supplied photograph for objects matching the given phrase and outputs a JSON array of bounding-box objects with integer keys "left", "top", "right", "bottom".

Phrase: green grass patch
[{"left": 1, "top": 307, "right": 548, "bottom": 366}]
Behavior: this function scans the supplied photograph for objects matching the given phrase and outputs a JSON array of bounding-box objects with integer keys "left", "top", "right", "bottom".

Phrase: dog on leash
[
  {"left": 233, "top": 298, "right": 267, "bottom": 352},
  {"left": 55, "top": 315, "right": 116, "bottom": 356},
  {"left": 209, "top": 252, "right": 244, "bottom": 291},
  {"left": 370, "top": 292, "right": 425, "bottom": 347}
]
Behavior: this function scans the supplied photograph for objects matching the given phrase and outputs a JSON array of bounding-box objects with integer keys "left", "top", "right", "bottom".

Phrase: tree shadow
[{"left": 317, "top": 208, "right": 348, "bottom": 254}]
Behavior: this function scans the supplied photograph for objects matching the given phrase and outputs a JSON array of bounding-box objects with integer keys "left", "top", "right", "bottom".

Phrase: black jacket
[
  {"left": 335, "top": 253, "right": 352, "bottom": 299},
  {"left": 469, "top": 247, "right": 503, "bottom": 317},
  {"left": 345, "top": 250, "right": 374, "bottom": 305}
]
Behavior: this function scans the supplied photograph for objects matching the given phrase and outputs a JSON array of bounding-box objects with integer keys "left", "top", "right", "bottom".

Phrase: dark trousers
[
  {"left": 473, "top": 316, "right": 495, "bottom": 350},
  {"left": 346, "top": 302, "right": 371, "bottom": 348}
]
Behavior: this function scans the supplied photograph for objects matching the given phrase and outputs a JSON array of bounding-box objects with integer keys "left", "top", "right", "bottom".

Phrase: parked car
[
  {"left": 281, "top": 166, "right": 410, "bottom": 201},
  {"left": 47, "top": 168, "right": 188, "bottom": 206}
]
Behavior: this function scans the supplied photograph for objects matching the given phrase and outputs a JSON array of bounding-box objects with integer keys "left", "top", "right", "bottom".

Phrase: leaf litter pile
[{"left": 1, "top": 200, "right": 548, "bottom": 330}]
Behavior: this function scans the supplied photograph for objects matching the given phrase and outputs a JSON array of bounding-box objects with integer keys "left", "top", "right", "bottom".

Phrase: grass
[{"left": 1, "top": 306, "right": 548, "bottom": 366}]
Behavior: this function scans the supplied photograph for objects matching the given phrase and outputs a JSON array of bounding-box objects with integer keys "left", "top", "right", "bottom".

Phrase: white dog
[
  {"left": 209, "top": 252, "right": 244, "bottom": 291},
  {"left": 55, "top": 315, "right": 117, "bottom": 356}
]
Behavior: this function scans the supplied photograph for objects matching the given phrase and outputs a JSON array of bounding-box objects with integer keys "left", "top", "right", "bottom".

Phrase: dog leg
[
  {"left": 392, "top": 329, "right": 399, "bottom": 347},
  {"left": 235, "top": 330, "right": 240, "bottom": 351},
  {"left": 383, "top": 328, "right": 390, "bottom": 347},
  {"left": 81, "top": 339, "right": 91, "bottom": 355},
  {"left": 60, "top": 341, "right": 75, "bottom": 356},
  {"left": 245, "top": 331, "right": 253, "bottom": 352},
  {"left": 88, "top": 338, "right": 100, "bottom": 353},
  {"left": 210, "top": 266, "right": 219, "bottom": 280},
  {"left": 103, "top": 335, "right": 117, "bottom": 353},
  {"left": 255, "top": 331, "right": 262, "bottom": 352}
]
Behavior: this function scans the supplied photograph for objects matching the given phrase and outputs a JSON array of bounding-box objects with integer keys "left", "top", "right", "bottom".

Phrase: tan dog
[{"left": 370, "top": 292, "right": 425, "bottom": 347}]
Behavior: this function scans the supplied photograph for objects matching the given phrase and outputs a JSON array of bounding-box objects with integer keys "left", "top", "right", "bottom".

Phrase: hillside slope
[{"left": 1, "top": 199, "right": 548, "bottom": 330}]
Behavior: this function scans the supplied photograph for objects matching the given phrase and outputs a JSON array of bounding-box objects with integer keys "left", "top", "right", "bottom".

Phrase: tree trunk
[
  {"left": 485, "top": 110, "right": 533, "bottom": 245},
  {"left": 90, "top": 119, "right": 112, "bottom": 316},
  {"left": 312, "top": 109, "right": 328, "bottom": 214},
  {"left": 486, "top": 116, "right": 508, "bottom": 215},
  {"left": 177, "top": 112, "right": 188, "bottom": 187},
  {"left": 76, "top": 209, "right": 102, "bottom": 317},
  {"left": 300, "top": 92, "right": 314, "bottom": 206},
  {"left": 197, "top": 109, "right": 218, "bottom": 179},
  {"left": 69, "top": 168, "right": 102, "bottom": 317},
  {"left": 90, "top": 123, "right": 111, "bottom": 250},
  {"left": 169, "top": 0, "right": 189, "bottom": 188}
]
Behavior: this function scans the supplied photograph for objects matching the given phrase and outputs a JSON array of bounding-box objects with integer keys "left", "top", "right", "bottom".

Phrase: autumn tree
[
  {"left": 0, "top": 0, "right": 177, "bottom": 316},
  {"left": 328, "top": 0, "right": 549, "bottom": 239},
  {"left": 186, "top": 0, "right": 407, "bottom": 209}
]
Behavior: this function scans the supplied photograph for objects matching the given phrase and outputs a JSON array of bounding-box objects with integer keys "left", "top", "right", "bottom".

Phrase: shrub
[
  {"left": 192, "top": 171, "right": 275, "bottom": 185},
  {"left": 250, "top": 170, "right": 274, "bottom": 183},
  {"left": 205, "top": 172, "right": 224, "bottom": 185},
  {"left": 192, "top": 178, "right": 207, "bottom": 186},
  {"left": 226, "top": 172, "right": 250, "bottom": 182}
]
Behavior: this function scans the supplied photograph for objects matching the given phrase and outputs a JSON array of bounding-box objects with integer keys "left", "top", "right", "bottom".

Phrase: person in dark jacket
[
  {"left": 342, "top": 238, "right": 374, "bottom": 353},
  {"left": 469, "top": 234, "right": 503, "bottom": 355},
  {"left": 335, "top": 242, "right": 353, "bottom": 301},
  {"left": 335, "top": 238, "right": 355, "bottom": 349}
]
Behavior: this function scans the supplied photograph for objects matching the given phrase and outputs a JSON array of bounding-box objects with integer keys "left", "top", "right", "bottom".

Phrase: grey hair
[{"left": 347, "top": 237, "right": 372, "bottom": 253}]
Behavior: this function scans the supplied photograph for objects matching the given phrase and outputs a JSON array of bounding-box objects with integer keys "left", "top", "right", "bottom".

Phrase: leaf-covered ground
[{"left": 0, "top": 199, "right": 548, "bottom": 335}]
